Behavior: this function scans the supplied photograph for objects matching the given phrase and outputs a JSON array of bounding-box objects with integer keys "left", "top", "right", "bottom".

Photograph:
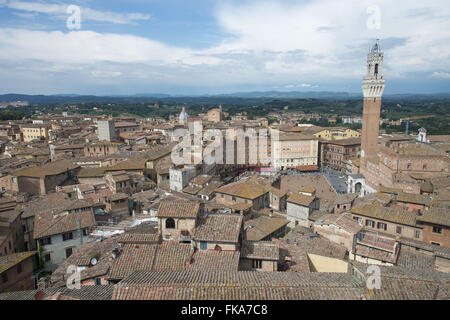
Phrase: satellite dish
[{"left": 90, "top": 258, "right": 98, "bottom": 266}]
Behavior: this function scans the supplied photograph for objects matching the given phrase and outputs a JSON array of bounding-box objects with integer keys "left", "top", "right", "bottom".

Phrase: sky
[{"left": 0, "top": 0, "right": 449, "bottom": 95}]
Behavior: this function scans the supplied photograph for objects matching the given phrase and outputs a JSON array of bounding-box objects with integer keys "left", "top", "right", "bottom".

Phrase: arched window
[
  {"left": 165, "top": 218, "right": 175, "bottom": 229},
  {"left": 374, "top": 64, "right": 379, "bottom": 75}
]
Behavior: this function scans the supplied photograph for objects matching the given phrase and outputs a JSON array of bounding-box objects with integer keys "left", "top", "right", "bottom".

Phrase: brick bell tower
[{"left": 361, "top": 40, "right": 385, "bottom": 167}]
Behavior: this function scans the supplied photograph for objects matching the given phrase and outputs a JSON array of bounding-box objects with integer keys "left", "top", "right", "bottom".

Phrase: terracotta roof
[
  {"left": 353, "top": 244, "right": 398, "bottom": 264},
  {"left": 116, "top": 233, "right": 160, "bottom": 244},
  {"left": 295, "top": 165, "right": 319, "bottom": 171},
  {"left": 241, "top": 240, "right": 279, "bottom": 261},
  {"left": 182, "top": 185, "right": 202, "bottom": 195},
  {"left": 396, "top": 192, "right": 432, "bottom": 205},
  {"left": 14, "top": 160, "right": 79, "bottom": 177},
  {"left": 190, "top": 175, "right": 212, "bottom": 186},
  {"left": 156, "top": 201, "right": 200, "bottom": 218},
  {"left": 34, "top": 209, "right": 96, "bottom": 239},
  {"left": 115, "top": 122, "right": 139, "bottom": 128},
  {"left": 116, "top": 270, "right": 364, "bottom": 288},
  {"left": 334, "top": 193, "right": 358, "bottom": 205},
  {"left": 280, "top": 175, "right": 337, "bottom": 207},
  {"left": 53, "top": 144, "right": 85, "bottom": 150},
  {"left": 278, "top": 133, "right": 318, "bottom": 141},
  {"left": 0, "top": 251, "right": 36, "bottom": 274},
  {"left": 108, "top": 242, "right": 191, "bottom": 280},
  {"left": 430, "top": 175, "right": 450, "bottom": 191},
  {"left": 104, "top": 159, "right": 147, "bottom": 171},
  {"left": 108, "top": 193, "right": 128, "bottom": 201},
  {"left": 197, "top": 181, "right": 224, "bottom": 197},
  {"left": 112, "top": 270, "right": 369, "bottom": 300},
  {"left": 193, "top": 214, "right": 243, "bottom": 243},
  {"left": 0, "top": 286, "right": 114, "bottom": 300},
  {"left": 417, "top": 206, "right": 450, "bottom": 227},
  {"left": 225, "top": 202, "right": 253, "bottom": 211},
  {"left": 323, "top": 137, "right": 361, "bottom": 146},
  {"left": 299, "top": 186, "right": 316, "bottom": 194},
  {"left": 152, "top": 241, "right": 191, "bottom": 271},
  {"left": 244, "top": 215, "right": 289, "bottom": 241},
  {"left": 109, "top": 172, "right": 130, "bottom": 183},
  {"left": 271, "top": 187, "right": 287, "bottom": 198},
  {"left": 51, "top": 238, "right": 118, "bottom": 284},
  {"left": 314, "top": 213, "right": 363, "bottom": 234},
  {"left": 351, "top": 258, "right": 450, "bottom": 289},
  {"left": 108, "top": 244, "right": 157, "bottom": 280},
  {"left": 215, "top": 177, "right": 270, "bottom": 200},
  {"left": 143, "top": 142, "right": 177, "bottom": 161},
  {"left": 287, "top": 193, "right": 316, "bottom": 206},
  {"left": 308, "top": 210, "right": 328, "bottom": 222},
  {"left": 279, "top": 226, "right": 348, "bottom": 260},
  {"left": 76, "top": 167, "right": 105, "bottom": 178},
  {"left": 188, "top": 250, "right": 240, "bottom": 271},
  {"left": 351, "top": 204, "right": 418, "bottom": 227},
  {"left": 21, "top": 193, "right": 69, "bottom": 218}
]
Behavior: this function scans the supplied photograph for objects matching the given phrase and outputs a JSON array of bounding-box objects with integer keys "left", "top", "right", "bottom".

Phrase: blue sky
[{"left": 0, "top": 0, "right": 449, "bottom": 95}]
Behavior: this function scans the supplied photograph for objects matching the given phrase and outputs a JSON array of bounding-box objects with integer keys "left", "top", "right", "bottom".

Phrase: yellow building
[
  {"left": 21, "top": 124, "right": 49, "bottom": 142},
  {"left": 303, "top": 126, "right": 360, "bottom": 141}
]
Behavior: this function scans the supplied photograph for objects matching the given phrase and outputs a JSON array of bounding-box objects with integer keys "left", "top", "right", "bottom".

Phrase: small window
[
  {"left": 62, "top": 232, "right": 73, "bottom": 241},
  {"left": 44, "top": 253, "right": 51, "bottom": 262},
  {"left": 396, "top": 226, "right": 402, "bottom": 234},
  {"left": 252, "top": 259, "right": 262, "bottom": 269},
  {"left": 165, "top": 218, "right": 175, "bottom": 229},
  {"left": 365, "top": 220, "right": 375, "bottom": 228},
  {"left": 423, "top": 164, "right": 427, "bottom": 170},
  {"left": 17, "top": 263, "right": 22, "bottom": 274},
  {"left": 95, "top": 278, "right": 102, "bottom": 286},
  {"left": 65, "top": 247, "right": 73, "bottom": 258},
  {"left": 377, "top": 222, "right": 387, "bottom": 231},
  {"left": 414, "top": 230, "right": 420, "bottom": 239},
  {"left": 200, "top": 241, "right": 207, "bottom": 250},
  {"left": 407, "top": 163, "right": 411, "bottom": 170},
  {"left": 2, "top": 273, "right": 7, "bottom": 283},
  {"left": 432, "top": 226, "right": 442, "bottom": 234}
]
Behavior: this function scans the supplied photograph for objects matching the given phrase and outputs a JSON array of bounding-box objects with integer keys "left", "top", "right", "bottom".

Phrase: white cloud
[
  {"left": 212, "top": 0, "right": 450, "bottom": 79},
  {"left": 4, "top": 0, "right": 151, "bottom": 24},
  {"left": 284, "top": 83, "right": 319, "bottom": 89},
  {"left": 91, "top": 71, "right": 122, "bottom": 78},
  {"left": 0, "top": 0, "right": 449, "bottom": 93},
  {"left": 0, "top": 29, "right": 223, "bottom": 66},
  {"left": 431, "top": 72, "right": 450, "bottom": 79}
]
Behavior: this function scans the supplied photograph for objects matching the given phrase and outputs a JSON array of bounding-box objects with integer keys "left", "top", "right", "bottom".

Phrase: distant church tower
[
  {"left": 361, "top": 40, "right": 385, "bottom": 166},
  {"left": 179, "top": 106, "right": 188, "bottom": 125}
]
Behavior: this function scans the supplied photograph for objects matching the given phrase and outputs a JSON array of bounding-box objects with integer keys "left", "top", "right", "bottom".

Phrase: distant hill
[{"left": 1, "top": 91, "right": 449, "bottom": 105}]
